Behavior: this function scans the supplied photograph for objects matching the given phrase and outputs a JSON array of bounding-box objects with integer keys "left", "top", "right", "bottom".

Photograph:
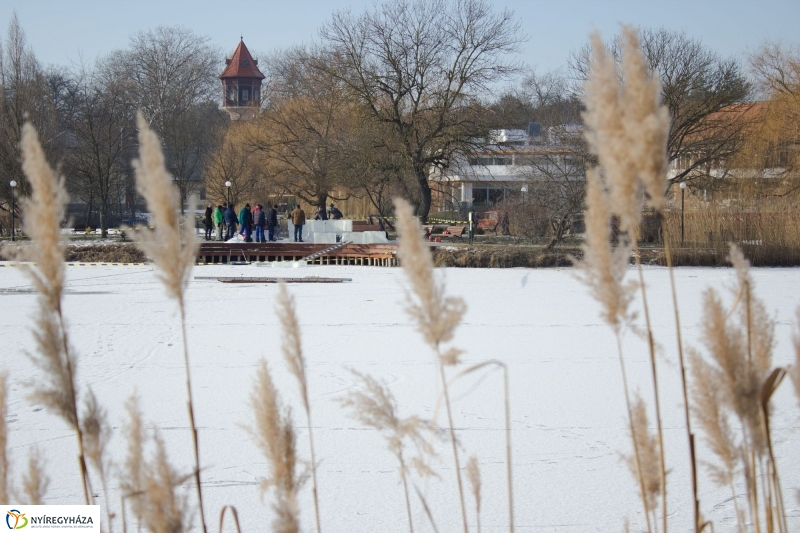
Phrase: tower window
[{"left": 241, "top": 59, "right": 249, "bottom": 67}]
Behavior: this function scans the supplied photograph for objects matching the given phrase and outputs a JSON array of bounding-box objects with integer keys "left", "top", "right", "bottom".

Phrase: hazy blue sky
[{"left": 2, "top": 0, "right": 798, "bottom": 88}]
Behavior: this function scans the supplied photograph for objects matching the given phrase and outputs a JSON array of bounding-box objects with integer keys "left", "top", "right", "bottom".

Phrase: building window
[
  {"left": 240, "top": 88, "right": 250, "bottom": 102},
  {"left": 227, "top": 87, "right": 235, "bottom": 102}
]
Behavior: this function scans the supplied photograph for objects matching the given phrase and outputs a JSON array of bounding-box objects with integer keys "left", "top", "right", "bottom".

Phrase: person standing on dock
[
  {"left": 315, "top": 205, "right": 328, "bottom": 220},
  {"left": 213, "top": 204, "right": 224, "bottom": 241},
  {"left": 224, "top": 203, "right": 237, "bottom": 241},
  {"left": 267, "top": 203, "right": 279, "bottom": 241},
  {"left": 239, "top": 204, "right": 253, "bottom": 242},
  {"left": 291, "top": 204, "right": 306, "bottom": 242},
  {"left": 254, "top": 204, "right": 267, "bottom": 243},
  {"left": 203, "top": 204, "right": 214, "bottom": 241},
  {"left": 329, "top": 203, "right": 343, "bottom": 220}
]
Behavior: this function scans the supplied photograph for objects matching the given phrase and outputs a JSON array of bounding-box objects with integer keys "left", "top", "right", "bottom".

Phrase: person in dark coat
[
  {"left": 315, "top": 205, "right": 328, "bottom": 220},
  {"left": 254, "top": 204, "right": 267, "bottom": 243},
  {"left": 223, "top": 204, "right": 237, "bottom": 241},
  {"left": 329, "top": 203, "right": 343, "bottom": 220},
  {"left": 239, "top": 204, "right": 253, "bottom": 242},
  {"left": 267, "top": 203, "right": 279, "bottom": 241},
  {"left": 203, "top": 205, "right": 213, "bottom": 240}
]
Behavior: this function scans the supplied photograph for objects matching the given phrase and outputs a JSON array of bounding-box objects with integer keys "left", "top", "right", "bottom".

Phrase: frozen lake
[{"left": 2, "top": 263, "right": 799, "bottom": 532}]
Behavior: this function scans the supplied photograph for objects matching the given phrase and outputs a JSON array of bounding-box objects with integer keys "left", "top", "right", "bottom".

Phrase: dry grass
[
  {"left": 339, "top": 370, "right": 437, "bottom": 533},
  {"left": 688, "top": 244, "right": 788, "bottom": 532},
  {"left": 129, "top": 112, "right": 206, "bottom": 533},
  {"left": 250, "top": 360, "right": 301, "bottom": 533},
  {"left": 275, "top": 282, "right": 321, "bottom": 533},
  {"left": 394, "top": 197, "right": 471, "bottom": 533}
]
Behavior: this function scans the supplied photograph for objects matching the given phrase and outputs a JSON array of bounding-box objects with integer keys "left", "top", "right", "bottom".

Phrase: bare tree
[
  {"left": 515, "top": 132, "right": 589, "bottom": 249},
  {"left": 320, "top": 0, "right": 524, "bottom": 221},
  {"left": 744, "top": 42, "right": 800, "bottom": 194},
  {"left": 63, "top": 60, "right": 134, "bottom": 237},
  {"left": 0, "top": 13, "right": 61, "bottom": 231},
  {"left": 112, "top": 26, "right": 224, "bottom": 213},
  {"left": 248, "top": 47, "right": 357, "bottom": 211},
  {"left": 203, "top": 126, "right": 264, "bottom": 207},
  {"left": 570, "top": 28, "right": 751, "bottom": 187}
]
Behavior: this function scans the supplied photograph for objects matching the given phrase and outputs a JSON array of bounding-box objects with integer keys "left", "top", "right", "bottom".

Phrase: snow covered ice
[{"left": 2, "top": 264, "right": 799, "bottom": 532}]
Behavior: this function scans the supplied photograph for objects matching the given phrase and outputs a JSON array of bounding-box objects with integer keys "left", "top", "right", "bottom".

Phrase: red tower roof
[{"left": 220, "top": 39, "right": 265, "bottom": 80}]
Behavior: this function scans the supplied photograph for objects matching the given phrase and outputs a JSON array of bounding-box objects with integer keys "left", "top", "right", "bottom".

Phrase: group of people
[
  {"left": 203, "top": 202, "right": 345, "bottom": 243},
  {"left": 203, "top": 203, "right": 279, "bottom": 243},
  {"left": 288, "top": 203, "right": 345, "bottom": 243}
]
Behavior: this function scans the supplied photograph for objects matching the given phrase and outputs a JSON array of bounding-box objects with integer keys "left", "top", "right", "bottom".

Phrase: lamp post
[
  {"left": 680, "top": 182, "right": 687, "bottom": 246},
  {"left": 225, "top": 181, "right": 231, "bottom": 206},
  {"left": 521, "top": 184, "right": 528, "bottom": 206},
  {"left": 9, "top": 180, "right": 16, "bottom": 242}
]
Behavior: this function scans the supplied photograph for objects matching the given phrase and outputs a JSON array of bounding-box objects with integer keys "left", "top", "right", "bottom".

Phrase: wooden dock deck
[{"left": 197, "top": 242, "right": 398, "bottom": 266}]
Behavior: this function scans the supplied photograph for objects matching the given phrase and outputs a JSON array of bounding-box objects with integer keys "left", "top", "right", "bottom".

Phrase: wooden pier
[{"left": 197, "top": 242, "right": 398, "bottom": 266}]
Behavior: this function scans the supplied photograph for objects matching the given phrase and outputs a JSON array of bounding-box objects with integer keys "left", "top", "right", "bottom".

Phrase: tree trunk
[
  {"left": 414, "top": 167, "right": 433, "bottom": 223},
  {"left": 85, "top": 194, "right": 94, "bottom": 229},
  {"left": 316, "top": 192, "right": 328, "bottom": 212}
]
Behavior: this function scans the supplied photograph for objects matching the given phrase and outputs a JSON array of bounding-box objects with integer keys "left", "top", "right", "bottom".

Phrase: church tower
[{"left": 219, "top": 38, "right": 265, "bottom": 121}]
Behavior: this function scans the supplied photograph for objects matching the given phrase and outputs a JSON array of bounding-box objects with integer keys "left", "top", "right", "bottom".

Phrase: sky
[{"left": 1, "top": 0, "right": 799, "bottom": 90}]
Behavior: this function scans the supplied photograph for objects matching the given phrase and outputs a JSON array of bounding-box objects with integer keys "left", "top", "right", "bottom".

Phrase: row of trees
[
  {"left": 1, "top": 16, "right": 226, "bottom": 236},
  {"left": 2, "top": 0, "right": 799, "bottom": 233}
]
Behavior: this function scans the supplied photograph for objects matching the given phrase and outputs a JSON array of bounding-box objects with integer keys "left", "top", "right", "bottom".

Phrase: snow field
[{"left": 1, "top": 264, "right": 799, "bottom": 532}]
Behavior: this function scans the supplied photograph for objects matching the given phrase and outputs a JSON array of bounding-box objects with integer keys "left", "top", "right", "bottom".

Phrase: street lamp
[
  {"left": 680, "top": 182, "right": 687, "bottom": 245},
  {"left": 225, "top": 181, "right": 231, "bottom": 206},
  {"left": 9, "top": 180, "right": 16, "bottom": 242},
  {"left": 521, "top": 184, "right": 528, "bottom": 206}
]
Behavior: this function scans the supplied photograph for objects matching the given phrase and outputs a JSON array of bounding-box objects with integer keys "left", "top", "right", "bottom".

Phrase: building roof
[{"left": 219, "top": 39, "right": 265, "bottom": 80}]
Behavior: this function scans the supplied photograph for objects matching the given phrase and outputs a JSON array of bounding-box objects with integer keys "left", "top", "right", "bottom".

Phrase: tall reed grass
[{"left": 2, "top": 25, "right": 799, "bottom": 533}]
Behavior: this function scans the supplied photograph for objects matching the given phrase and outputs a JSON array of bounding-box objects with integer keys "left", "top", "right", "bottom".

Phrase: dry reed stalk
[
  {"left": 628, "top": 394, "right": 662, "bottom": 528},
  {"left": 466, "top": 456, "right": 481, "bottom": 533},
  {"left": 394, "top": 197, "right": 470, "bottom": 533},
  {"left": 129, "top": 112, "right": 205, "bottom": 533},
  {"left": 141, "top": 434, "right": 191, "bottom": 533},
  {"left": 81, "top": 388, "right": 114, "bottom": 531},
  {"left": 0, "top": 373, "right": 7, "bottom": 505},
  {"left": 218, "top": 506, "right": 242, "bottom": 533},
  {"left": 662, "top": 230, "right": 703, "bottom": 532},
  {"left": 121, "top": 394, "right": 146, "bottom": 533},
  {"left": 250, "top": 360, "right": 301, "bottom": 533},
  {"left": 21, "top": 448, "right": 49, "bottom": 505},
  {"left": 581, "top": 27, "right": 672, "bottom": 532},
  {"left": 14, "top": 122, "right": 92, "bottom": 505},
  {"left": 340, "top": 370, "right": 438, "bottom": 533},
  {"left": 275, "top": 283, "right": 320, "bottom": 533},
  {"left": 690, "top": 245, "right": 787, "bottom": 531},
  {"left": 791, "top": 310, "right": 800, "bottom": 409},
  {"left": 442, "top": 360, "right": 515, "bottom": 532}
]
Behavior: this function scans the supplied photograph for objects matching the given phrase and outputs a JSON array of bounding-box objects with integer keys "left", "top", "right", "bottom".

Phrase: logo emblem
[{"left": 6, "top": 510, "right": 27, "bottom": 530}]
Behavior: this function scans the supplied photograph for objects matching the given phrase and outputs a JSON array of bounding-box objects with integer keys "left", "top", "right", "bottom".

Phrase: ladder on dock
[{"left": 301, "top": 241, "right": 351, "bottom": 262}]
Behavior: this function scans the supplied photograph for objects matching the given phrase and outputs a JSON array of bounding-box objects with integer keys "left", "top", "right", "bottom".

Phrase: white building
[{"left": 431, "top": 124, "right": 586, "bottom": 214}]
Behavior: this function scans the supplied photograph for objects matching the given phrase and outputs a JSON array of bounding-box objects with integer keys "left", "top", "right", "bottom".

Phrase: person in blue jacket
[{"left": 223, "top": 204, "right": 237, "bottom": 241}]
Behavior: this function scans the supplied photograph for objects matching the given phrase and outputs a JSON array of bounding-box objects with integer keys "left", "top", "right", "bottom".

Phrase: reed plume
[
  {"left": 250, "top": 360, "right": 301, "bottom": 533},
  {"left": 627, "top": 394, "right": 662, "bottom": 524},
  {"left": 129, "top": 112, "right": 205, "bottom": 533},
  {"left": 580, "top": 27, "right": 672, "bottom": 531},
  {"left": 14, "top": 122, "right": 92, "bottom": 505},
  {"left": 141, "top": 434, "right": 191, "bottom": 533},
  {"left": 21, "top": 448, "right": 49, "bottom": 505},
  {"left": 121, "top": 394, "right": 146, "bottom": 530},
  {"left": 394, "top": 197, "right": 470, "bottom": 533},
  {"left": 276, "top": 282, "right": 320, "bottom": 533},
  {"left": 0, "top": 373, "right": 7, "bottom": 505},
  {"left": 466, "top": 456, "right": 482, "bottom": 533},
  {"left": 690, "top": 245, "right": 785, "bottom": 531},
  {"left": 340, "top": 370, "right": 436, "bottom": 533}
]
